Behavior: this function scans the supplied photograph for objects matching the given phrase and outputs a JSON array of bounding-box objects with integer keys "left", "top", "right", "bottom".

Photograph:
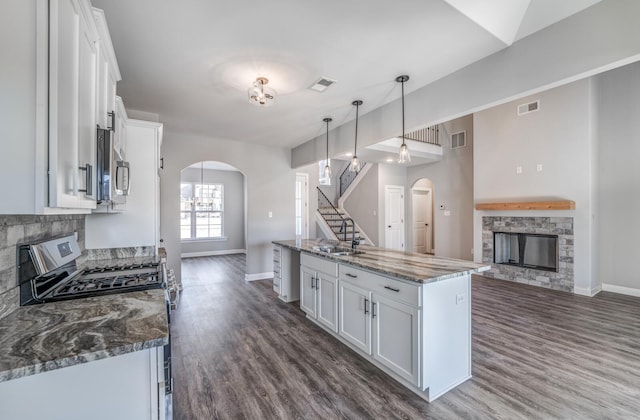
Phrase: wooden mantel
[{"left": 475, "top": 200, "right": 576, "bottom": 211}]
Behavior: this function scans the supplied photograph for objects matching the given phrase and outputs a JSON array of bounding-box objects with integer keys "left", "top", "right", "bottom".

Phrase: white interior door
[
  {"left": 295, "top": 173, "right": 309, "bottom": 239},
  {"left": 412, "top": 188, "right": 433, "bottom": 254},
  {"left": 384, "top": 185, "right": 405, "bottom": 250}
]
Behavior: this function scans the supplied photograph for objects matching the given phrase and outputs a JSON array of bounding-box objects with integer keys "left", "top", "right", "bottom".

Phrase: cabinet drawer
[
  {"left": 339, "top": 265, "right": 420, "bottom": 307},
  {"left": 273, "top": 247, "right": 282, "bottom": 263},
  {"left": 301, "top": 253, "right": 338, "bottom": 277}
]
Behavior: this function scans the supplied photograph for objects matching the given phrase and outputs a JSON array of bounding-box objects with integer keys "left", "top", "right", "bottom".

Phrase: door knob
[{"left": 388, "top": 225, "right": 391, "bottom": 228}]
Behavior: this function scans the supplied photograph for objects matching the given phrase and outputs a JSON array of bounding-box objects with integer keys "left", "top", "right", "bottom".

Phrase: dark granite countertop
[
  {"left": 0, "top": 289, "right": 168, "bottom": 383},
  {"left": 273, "top": 239, "right": 490, "bottom": 284}
]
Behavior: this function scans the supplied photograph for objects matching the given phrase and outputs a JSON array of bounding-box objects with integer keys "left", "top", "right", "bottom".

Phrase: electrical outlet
[
  {"left": 537, "top": 163, "right": 543, "bottom": 172},
  {"left": 516, "top": 166, "right": 523, "bottom": 174},
  {"left": 268, "top": 211, "right": 273, "bottom": 218},
  {"left": 456, "top": 294, "right": 464, "bottom": 305},
  {"left": 444, "top": 210, "right": 451, "bottom": 217}
]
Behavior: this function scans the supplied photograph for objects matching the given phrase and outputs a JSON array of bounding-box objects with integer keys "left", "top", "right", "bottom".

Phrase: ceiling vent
[
  {"left": 517, "top": 100, "right": 540, "bottom": 116},
  {"left": 451, "top": 131, "right": 466, "bottom": 149},
  {"left": 309, "top": 77, "right": 336, "bottom": 93}
]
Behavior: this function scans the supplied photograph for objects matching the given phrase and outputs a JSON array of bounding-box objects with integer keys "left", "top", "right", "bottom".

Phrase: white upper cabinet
[
  {"left": 93, "top": 7, "right": 121, "bottom": 131},
  {"left": 0, "top": 0, "right": 123, "bottom": 214},
  {"left": 48, "top": 0, "right": 98, "bottom": 210}
]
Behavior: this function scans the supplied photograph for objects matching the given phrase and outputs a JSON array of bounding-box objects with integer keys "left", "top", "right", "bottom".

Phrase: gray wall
[
  {"left": 407, "top": 115, "right": 474, "bottom": 260},
  {"left": 291, "top": 0, "right": 640, "bottom": 169},
  {"left": 180, "top": 167, "right": 245, "bottom": 256},
  {"left": 0, "top": 215, "right": 85, "bottom": 318},
  {"left": 473, "top": 79, "right": 598, "bottom": 295},
  {"left": 344, "top": 165, "right": 379, "bottom": 245},
  {"left": 160, "top": 131, "right": 295, "bottom": 282},
  {"left": 596, "top": 61, "right": 640, "bottom": 293}
]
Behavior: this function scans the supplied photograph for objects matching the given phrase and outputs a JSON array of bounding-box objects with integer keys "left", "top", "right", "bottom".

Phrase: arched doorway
[
  {"left": 179, "top": 161, "right": 247, "bottom": 258},
  {"left": 411, "top": 178, "right": 434, "bottom": 254}
]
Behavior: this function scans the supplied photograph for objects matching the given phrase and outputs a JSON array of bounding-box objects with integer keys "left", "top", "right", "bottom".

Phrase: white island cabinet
[
  {"left": 300, "top": 252, "right": 472, "bottom": 402},
  {"left": 0, "top": 348, "right": 167, "bottom": 420},
  {"left": 272, "top": 245, "right": 300, "bottom": 302},
  {"left": 299, "top": 254, "right": 339, "bottom": 333}
]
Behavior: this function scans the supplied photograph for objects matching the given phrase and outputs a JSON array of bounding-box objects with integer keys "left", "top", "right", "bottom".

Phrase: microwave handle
[{"left": 116, "top": 164, "right": 130, "bottom": 196}]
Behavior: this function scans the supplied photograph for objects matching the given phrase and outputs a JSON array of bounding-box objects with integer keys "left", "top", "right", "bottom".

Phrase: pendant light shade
[
  {"left": 323, "top": 117, "right": 333, "bottom": 179},
  {"left": 396, "top": 75, "right": 411, "bottom": 163},
  {"left": 349, "top": 100, "right": 363, "bottom": 173}
]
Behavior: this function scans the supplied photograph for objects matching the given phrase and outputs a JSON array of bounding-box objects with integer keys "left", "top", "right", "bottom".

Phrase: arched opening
[
  {"left": 411, "top": 178, "right": 434, "bottom": 255},
  {"left": 179, "top": 161, "right": 247, "bottom": 260}
]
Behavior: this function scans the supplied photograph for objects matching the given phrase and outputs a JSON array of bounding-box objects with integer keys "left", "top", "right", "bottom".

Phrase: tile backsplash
[{"left": 0, "top": 214, "right": 86, "bottom": 317}]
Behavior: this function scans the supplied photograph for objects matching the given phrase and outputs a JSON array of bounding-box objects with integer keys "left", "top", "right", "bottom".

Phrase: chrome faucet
[{"left": 340, "top": 217, "right": 358, "bottom": 250}]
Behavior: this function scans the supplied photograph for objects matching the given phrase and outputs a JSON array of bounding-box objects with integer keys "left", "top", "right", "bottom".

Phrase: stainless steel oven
[{"left": 17, "top": 234, "right": 172, "bottom": 397}]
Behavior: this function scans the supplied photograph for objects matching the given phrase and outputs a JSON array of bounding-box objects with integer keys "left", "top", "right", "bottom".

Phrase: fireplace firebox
[{"left": 493, "top": 232, "right": 558, "bottom": 273}]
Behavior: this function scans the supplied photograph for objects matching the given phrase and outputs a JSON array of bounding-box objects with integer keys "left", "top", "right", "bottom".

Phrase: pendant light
[
  {"left": 323, "top": 117, "right": 333, "bottom": 178},
  {"left": 349, "top": 100, "right": 363, "bottom": 173},
  {"left": 396, "top": 75, "right": 411, "bottom": 163}
]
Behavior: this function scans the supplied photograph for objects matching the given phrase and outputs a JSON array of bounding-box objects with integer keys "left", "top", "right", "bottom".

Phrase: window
[{"left": 180, "top": 182, "right": 223, "bottom": 240}]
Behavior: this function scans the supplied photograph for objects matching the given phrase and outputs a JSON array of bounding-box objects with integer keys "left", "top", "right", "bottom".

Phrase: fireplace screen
[{"left": 494, "top": 232, "right": 558, "bottom": 272}]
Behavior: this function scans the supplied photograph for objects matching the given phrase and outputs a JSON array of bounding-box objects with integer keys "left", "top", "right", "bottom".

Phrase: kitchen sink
[{"left": 312, "top": 245, "right": 364, "bottom": 256}]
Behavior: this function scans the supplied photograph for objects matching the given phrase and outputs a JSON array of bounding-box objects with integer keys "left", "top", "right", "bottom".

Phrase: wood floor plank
[{"left": 172, "top": 255, "right": 640, "bottom": 419}]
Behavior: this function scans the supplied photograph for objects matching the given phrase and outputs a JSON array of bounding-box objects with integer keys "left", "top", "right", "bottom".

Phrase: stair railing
[
  {"left": 317, "top": 187, "right": 344, "bottom": 224},
  {"left": 339, "top": 162, "right": 366, "bottom": 197}
]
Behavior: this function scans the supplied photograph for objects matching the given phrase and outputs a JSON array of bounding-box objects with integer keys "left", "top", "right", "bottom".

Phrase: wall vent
[
  {"left": 517, "top": 100, "right": 540, "bottom": 116},
  {"left": 309, "top": 77, "right": 336, "bottom": 92},
  {"left": 451, "top": 131, "right": 466, "bottom": 149}
]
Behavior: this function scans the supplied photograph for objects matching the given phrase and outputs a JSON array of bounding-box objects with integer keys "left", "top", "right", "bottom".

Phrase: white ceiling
[{"left": 93, "top": 0, "right": 601, "bottom": 150}]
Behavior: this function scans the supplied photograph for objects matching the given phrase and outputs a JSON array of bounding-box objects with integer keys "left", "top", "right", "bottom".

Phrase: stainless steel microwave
[{"left": 97, "top": 128, "right": 130, "bottom": 207}]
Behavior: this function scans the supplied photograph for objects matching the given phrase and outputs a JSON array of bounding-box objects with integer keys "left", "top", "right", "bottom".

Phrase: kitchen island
[
  {"left": 273, "top": 238, "right": 490, "bottom": 402},
  {"left": 0, "top": 289, "right": 169, "bottom": 419}
]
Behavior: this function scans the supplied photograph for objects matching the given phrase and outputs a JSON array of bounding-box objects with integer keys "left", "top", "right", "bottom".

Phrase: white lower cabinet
[
  {"left": 0, "top": 347, "right": 167, "bottom": 420},
  {"left": 273, "top": 246, "right": 300, "bottom": 302},
  {"left": 371, "top": 293, "right": 420, "bottom": 386},
  {"left": 339, "top": 277, "right": 420, "bottom": 386},
  {"left": 338, "top": 279, "right": 371, "bottom": 354},
  {"left": 300, "top": 254, "right": 338, "bottom": 332}
]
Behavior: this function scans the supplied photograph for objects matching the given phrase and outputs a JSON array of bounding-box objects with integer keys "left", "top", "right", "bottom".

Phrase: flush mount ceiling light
[
  {"left": 323, "top": 117, "right": 333, "bottom": 178},
  {"left": 396, "top": 75, "right": 411, "bottom": 163},
  {"left": 248, "top": 77, "right": 275, "bottom": 106},
  {"left": 349, "top": 100, "right": 363, "bottom": 173}
]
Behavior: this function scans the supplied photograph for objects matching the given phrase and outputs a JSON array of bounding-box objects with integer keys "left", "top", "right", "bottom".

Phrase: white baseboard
[
  {"left": 181, "top": 249, "right": 246, "bottom": 258},
  {"left": 574, "top": 285, "right": 602, "bottom": 297},
  {"left": 245, "top": 272, "right": 274, "bottom": 282},
  {"left": 602, "top": 283, "right": 640, "bottom": 297}
]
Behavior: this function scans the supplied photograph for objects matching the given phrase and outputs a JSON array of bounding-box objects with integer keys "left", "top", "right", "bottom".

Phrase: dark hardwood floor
[{"left": 172, "top": 255, "right": 640, "bottom": 419}]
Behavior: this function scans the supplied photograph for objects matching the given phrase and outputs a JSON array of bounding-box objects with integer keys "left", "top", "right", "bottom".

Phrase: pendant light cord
[
  {"left": 401, "top": 79, "right": 406, "bottom": 146},
  {"left": 354, "top": 102, "right": 359, "bottom": 154}
]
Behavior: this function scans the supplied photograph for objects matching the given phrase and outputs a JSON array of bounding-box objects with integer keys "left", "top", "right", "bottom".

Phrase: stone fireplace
[{"left": 482, "top": 217, "right": 573, "bottom": 292}]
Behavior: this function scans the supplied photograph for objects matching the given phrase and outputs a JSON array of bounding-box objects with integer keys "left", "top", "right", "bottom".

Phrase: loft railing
[
  {"left": 405, "top": 125, "right": 440, "bottom": 145},
  {"left": 339, "top": 162, "right": 365, "bottom": 197},
  {"left": 317, "top": 187, "right": 344, "bottom": 221}
]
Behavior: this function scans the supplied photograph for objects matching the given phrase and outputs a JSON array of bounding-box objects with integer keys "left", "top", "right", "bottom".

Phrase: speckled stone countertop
[
  {"left": 0, "top": 289, "right": 168, "bottom": 383},
  {"left": 273, "top": 239, "right": 490, "bottom": 284}
]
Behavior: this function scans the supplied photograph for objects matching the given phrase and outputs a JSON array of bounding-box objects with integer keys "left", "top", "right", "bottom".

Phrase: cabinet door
[
  {"left": 49, "top": 0, "right": 97, "bottom": 209},
  {"left": 75, "top": 6, "right": 97, "bottom": 208},
  {"left": 338, "top": 280, "right": 371, "bottom": 354},
  {"left": 372, "top": 294, "right": 420, "bottom": 386},
  {"left": 299, "top": 266, "right": 316, "bottom": 318},
  {"left": 316, "top": 272, "right": 338, "bottom": 333}
]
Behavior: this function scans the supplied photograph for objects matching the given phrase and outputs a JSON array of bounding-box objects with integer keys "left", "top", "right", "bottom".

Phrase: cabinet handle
[
  {"left": 345, "top": 273, "right": 357, "bottom": 278},
  {"left": 364, "top": 298, "right": 369, "bottom": 314},
  {"left": 372, "top": 302, "right": 377, "bottom": 318},
  {"left": 78, "top": 164, "right": 92, "bottom": 196},
  {"left": 160, "top": 157, "right": 164, "bottom": 170},
  {"left": 311, "top": 276, "right": 316, "bottom": 289},
  {"left": 384, "top": 286, "right": 400, "bottom": 292},
  {"left": 107, "top": 111, "right": 115, "bottom": 131}
]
